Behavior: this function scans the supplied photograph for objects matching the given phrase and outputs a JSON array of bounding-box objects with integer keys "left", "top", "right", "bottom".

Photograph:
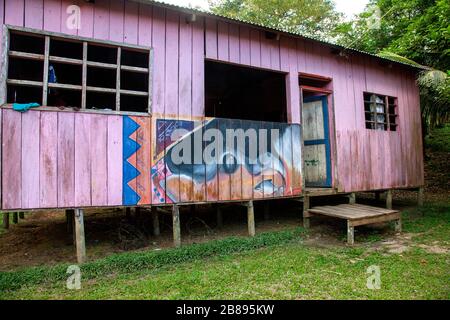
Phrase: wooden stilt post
[
  {"left": 394, "top": 217, "right": 402, "bottom": 233},
  {"left": 151, "top": 207, "right": 160, "bottom": 236},
  {"left": 264, "top": 203, "right": 270, "bottom": 221},
  {"left": 347, "top": 221, "right": 354, "bottom": 245},
  {"left": 19, "top": 212, "right": 25, "bottom": 219},
  {"left": 349, "top": 193, "right": 356, "bottom": 205},
  {"left": 74, "top": 209, "right": 86, "bottom": 264},
  {"left": 418, "top": 187, "right": 424, "bottom": 207},
  {"left": 216, "top": 205, "right": 223, "bottom": 229},
  {"left": 247, "top": 201, "right": 255, "bottom": 237},
  {"left": 303, "top": 196, "right": 310, "bottom": 229},
  {"left": 172, "top": 205, "right": 181, "bottom": 248},
  {"left": 386, "top": 190, "right": 393, "bottom": 210},
  {"left": 2, "top": 213, "right": 9, "bottom": 229},
  {"left": 12, "top": 212, "right": 18, "bottom": 224}
]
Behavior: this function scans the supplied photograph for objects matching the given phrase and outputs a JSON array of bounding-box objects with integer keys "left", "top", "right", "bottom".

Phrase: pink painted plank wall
[
  {"left": 1, "top": 0, "right": 423, "bottom": 202},
  {"left": 1, "top": 109, "right": 124, "bottom": 210}
]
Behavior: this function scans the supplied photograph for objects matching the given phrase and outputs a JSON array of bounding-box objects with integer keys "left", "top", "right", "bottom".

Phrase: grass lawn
[{"left": 0, "top": 203, "right": 448, "bottom": 300}]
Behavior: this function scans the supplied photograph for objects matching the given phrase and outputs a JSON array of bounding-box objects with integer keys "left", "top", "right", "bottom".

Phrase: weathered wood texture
[
  {"left": 1, "top": 0, "right": 423, "bottom": 207},
  {"left": 1, "top": 109, "right": 127, "bottom": 210}
]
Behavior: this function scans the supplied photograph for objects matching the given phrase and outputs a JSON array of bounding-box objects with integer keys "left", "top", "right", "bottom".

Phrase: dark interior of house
[{"left": 205, "top": 60, "right": 288, "bottom": 122}]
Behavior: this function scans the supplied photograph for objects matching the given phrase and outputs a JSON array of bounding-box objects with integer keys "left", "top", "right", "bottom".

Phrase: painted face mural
[{"left": 151, "top": 117, "right": 302, "bottom": 204}]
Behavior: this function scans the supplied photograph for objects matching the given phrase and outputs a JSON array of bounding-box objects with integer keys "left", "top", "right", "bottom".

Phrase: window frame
[
  {"left": 0, "top": 25, "right": 153, "bottom": 115},
  {"left": 363, "top": 92, "right": 398, "bottom": 131}
]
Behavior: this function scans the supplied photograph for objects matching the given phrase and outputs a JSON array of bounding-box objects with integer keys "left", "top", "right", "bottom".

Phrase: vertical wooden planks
[
  {"left": 5, "top": 0, "right": 24, "bottom": 26},
  {"left": 249, "top": 29, "right": 261, "bottom": 68},
  {"left": 124, "top": 0, "right": 139, "bottom": 45},
  {"left": 78, "top": 0, "right": 94, "bottom": 38},
  {"left": 60, "top": 0, "right": 78, "bottom": 36},
  {"left": 21, "top": 111, "right": 40, "bottom": 209},
  {"left": 90, "top": 115, "right": 108, "bottom": 206},
  {"left": 151, "top": 6, "right": 166, "bottom": 115},
  {"left": 217, "top": 21, "right": 229, "bottom": 62},
  {"left": 57, "top": 112, "right": 75, "bottom": 208},
  {"left": 107, "top": 115, "right": 123, "bottom": 206},
  {"left": 74, "top": 113, "right": 91, "bottom": 207},
  {"left": 138, "top": 2, "right": 152, "bottom": 46},
  {"left": 260, "top": 32, "right": 271, "bottom": 69},
  {"left": 239, "top": 26, "right": 250, "bottom": 66},
  {"left": 39, "top": 111, "right": 57, "bottom": 208},
  {"left": 205, "top": 17, "right": 217, "bottom": 60},
  {"left": 2, "top": 110, "right": 22, "bottom": 209},
  {"left": 43, "top": 0, "right": 61, "bottom": 32},
  {"left": 93, "top": 0, "right": 110, "bottom": 40},
  {"left": 269, "top": 37, "right": 280, "bottom": 71},
  {"left": 25, "top": 0, "right": 44, "bottom": 29},
  {"left": 109, "top": 0, "right": 124, "bottom": 43},
  {"left": 179, "top": 19, "right": 193, "bottom": 202},
  {"left": 192, "top": 19, "right": 205, "bottom": 118},
  {"left": 228, "top": 24, "right": 240, "bottom": 64}
]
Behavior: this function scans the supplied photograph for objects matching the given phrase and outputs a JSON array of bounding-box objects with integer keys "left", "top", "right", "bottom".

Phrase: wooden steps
[{"left": 306, "top": 204, "right": 401, "bottom": 245}]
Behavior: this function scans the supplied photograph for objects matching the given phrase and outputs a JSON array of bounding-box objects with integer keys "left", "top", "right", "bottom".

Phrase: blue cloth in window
[{"left": 12, "top": 103, "right": 40, "bottom": 112}]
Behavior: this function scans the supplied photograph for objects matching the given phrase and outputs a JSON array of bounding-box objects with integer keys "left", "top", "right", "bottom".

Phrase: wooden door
[{"left": 302, "top": 95, "right": 332, "bottom": 187}]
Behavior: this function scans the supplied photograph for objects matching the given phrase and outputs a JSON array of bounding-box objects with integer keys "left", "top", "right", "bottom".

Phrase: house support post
[
  {"left": 394, "top": 217, "right": 402, "bottom": 233},
  {"left": 386, "top": 190, "right": 393, "bottom": 210},
  {"left": 2, "top": 213, "right": 9, "bottom": 229},
  {"left": 418, "top": 187, "right": 424, "bottom": 207},
  {"left": 349, "top": 193, "right": 356, "bottom": 205},
  {"left": 347, "top": 221, "right": 354, "bottom": 245},
  {"left": 151, "top": 207, "right": 160, "bottom": 236},
  {"left": 74, "top": 209, "right": 86, "bottom": 264},
  {"left": 303, "top": 196, "right": 310, "bottom": 229},
  {"left": 247, "top": 201, "right": 255, "bottom": 237},
  {"left": 216, "top": 205, "right": 223, "bottom": 229},
  {"left": 172, "top": 205, "right": 181, "bottom": 248}
]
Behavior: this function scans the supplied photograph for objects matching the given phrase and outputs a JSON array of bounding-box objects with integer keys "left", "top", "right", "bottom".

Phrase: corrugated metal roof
[{"left": 133, "top": 0, "right": 429, "bottom": 70}]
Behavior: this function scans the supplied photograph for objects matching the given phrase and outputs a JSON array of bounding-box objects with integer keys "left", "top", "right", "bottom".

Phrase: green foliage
[
  {"left": 425, "top": 123, "right": 450, "bottom": 152},
  {"left": 208, "top": 0, "right": 343, "bottom": 40},
  {"left": 0, "top": 228, "right": 304, "bottom": 292}
]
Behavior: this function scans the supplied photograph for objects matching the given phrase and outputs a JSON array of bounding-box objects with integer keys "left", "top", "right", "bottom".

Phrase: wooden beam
[
  {"left": 74, "top": 209, "right": 87, "bottom": 264},
  {"left": 2, "top": 213, "right": 9, "bottom": 229},
  {"left": 216, "top": 205, "right": 223, "bottom": 229},
  {"left": 303, "top": 196, "right": 310, "bottom": 228},
  {"left": 247, "top": 201, "right": 255, "bottom": 237},
  {"left": 386, "top": 190, "right": 393, "bottom": 210},
  {"left": 151, "top": 207, "right": 160, "bottom": 236},
  {"left": 172, "top": 205, "right": 181, "bottom": 247},
  {"left": 42, "top": 36, "right": 50, "bottom": 106}
]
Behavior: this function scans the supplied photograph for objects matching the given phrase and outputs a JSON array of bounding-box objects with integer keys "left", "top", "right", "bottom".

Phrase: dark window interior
[
  {"left": 50, "top": 38, "right": 83, "bottom": 59},
  {"left": 7, "top": 30, "right": 150, "bottom": 112},
  {"left": 364, "top": 92, "right": 398, "bottom": 131},
  {"left": 205, "top": 61, "right": 287, "bottom": 122},
  {"left": 9, "top": 32, "right": 44, "bottom": 54}
]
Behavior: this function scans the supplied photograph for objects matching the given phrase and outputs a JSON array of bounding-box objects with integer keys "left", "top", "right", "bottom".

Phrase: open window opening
[
  {"left": 205, "top": 61, "right": 287, "bottom": 122},
  {"left": 5, "top": 29, "right": 151, "bottom": 113},
  {"left": 299, "top": 73, "right": 332, "bottom": 100}
]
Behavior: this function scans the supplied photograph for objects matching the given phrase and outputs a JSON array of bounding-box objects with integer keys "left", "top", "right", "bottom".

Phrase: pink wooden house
[{"left": 0, "top": 0, "right": 424, "bottom": 261}]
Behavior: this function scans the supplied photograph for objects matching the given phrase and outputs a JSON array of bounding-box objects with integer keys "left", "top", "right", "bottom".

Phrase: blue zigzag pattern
[{"left": 123, "top": 116, "right": 142, "bottom": 205}]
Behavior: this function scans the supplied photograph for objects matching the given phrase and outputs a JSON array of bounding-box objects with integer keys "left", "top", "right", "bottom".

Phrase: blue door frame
[{"left": 303, "top": 95, "right": 332, "bottom": 187}]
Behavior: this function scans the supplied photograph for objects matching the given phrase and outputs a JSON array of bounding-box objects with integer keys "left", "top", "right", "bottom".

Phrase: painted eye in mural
[{"left": 222, "top": 152, "right": 238, "bottom": 174}]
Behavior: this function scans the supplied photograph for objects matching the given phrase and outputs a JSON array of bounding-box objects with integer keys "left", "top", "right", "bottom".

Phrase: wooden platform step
[{"left": 306, "top": 204, "right": 401, "bottom": 245}]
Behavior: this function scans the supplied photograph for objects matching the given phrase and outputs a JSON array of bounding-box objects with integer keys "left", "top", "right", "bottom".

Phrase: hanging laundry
[{"left": 12, "top": 103, "right": 40, "bottom": 112}]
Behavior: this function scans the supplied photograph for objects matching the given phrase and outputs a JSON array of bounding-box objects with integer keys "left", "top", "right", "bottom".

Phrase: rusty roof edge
[{"left": 131, "top": 0, "right": 430, "bottom": 71}]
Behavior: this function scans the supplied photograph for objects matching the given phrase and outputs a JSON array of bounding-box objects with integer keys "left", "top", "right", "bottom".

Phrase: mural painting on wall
[
  {"left": 123, "top": 115, "right": 152, "bottom": 206},
  {"left": 150, "top": 117, "right": 303, "bottom": 204}
]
